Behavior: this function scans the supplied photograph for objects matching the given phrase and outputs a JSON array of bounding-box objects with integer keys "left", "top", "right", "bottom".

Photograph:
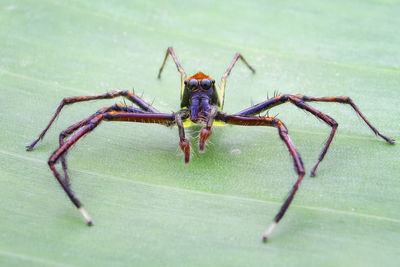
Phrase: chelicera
[{"left": 27, "top": 47, "right": 395, "bottom": 242}]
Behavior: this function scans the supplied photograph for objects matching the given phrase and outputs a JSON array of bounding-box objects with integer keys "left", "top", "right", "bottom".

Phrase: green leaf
[{"left": 1, "top": 0, "right": 399, "bottom": 266}]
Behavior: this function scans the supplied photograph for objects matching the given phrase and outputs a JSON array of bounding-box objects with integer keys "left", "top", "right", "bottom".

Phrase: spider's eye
[
  {"left": 200, "top": 79, "right": 212, "bottom": 90},
  {"left": 187, "top": 79, "right": 199, "bottom": 91}
]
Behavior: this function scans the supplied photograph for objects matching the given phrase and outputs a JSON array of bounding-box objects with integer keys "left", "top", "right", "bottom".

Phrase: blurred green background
[{"left": 1, "top": 0, "right": 399, "bottom": 266}]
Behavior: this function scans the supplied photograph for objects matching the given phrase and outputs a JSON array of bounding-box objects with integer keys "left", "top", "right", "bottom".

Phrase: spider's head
[{"left": 183, "top": 72, "right": 216, "bottom": 123}]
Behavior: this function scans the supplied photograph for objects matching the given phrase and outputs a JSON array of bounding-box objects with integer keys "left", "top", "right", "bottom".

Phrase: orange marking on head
[{"left": 188, "top": 72, "right": 213, "bottom": 80}]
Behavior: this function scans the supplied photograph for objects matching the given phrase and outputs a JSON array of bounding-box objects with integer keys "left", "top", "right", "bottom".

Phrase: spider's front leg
[
  {"left": 58, "top": 105, "right": 149, "bottom": 185},
  {"left": 216, "top": 113, "right": 305, "bottom": 242},
  {"left": 57, "top": 107, "right": 190, "bottom": 188},
  {"left": 48, "top": 112, "right": 176, "bottom": 225}
]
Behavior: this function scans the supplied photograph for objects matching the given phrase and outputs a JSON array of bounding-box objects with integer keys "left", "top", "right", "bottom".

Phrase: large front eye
[
  {"left": 200, "top": 78, "right": 212, "bottom": 90},
  {"left": 187, "top": 79, "right": 199, "bottom": 91}
]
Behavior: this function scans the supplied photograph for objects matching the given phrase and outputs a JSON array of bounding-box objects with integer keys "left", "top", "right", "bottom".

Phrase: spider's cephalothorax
[
  {"left": 181, "top": 72, "right": 218, "bottom": 123},
  {"left": 26, "top": 47, "right": 395, "bottom": 242}
]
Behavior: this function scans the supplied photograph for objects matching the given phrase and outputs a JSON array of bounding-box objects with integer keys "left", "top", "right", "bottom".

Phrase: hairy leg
[
  {"left": 300, "top": 95, "right": 394, "bottom": 144},
  {"left": 58, "top": 104, "right": 149, "bottom": 185},
  {"left": 27, "top": 90, "right": 159, "bottom": 150},
  {"left": 48, "top": 111, "right": 176, "bottom": 225},
  {"left": 235, "top": 94, "right": 394, "bottom": 175}
]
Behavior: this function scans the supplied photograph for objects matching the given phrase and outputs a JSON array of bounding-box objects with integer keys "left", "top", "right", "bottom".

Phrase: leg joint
[
  {"left": 108, "top": 104, "right": 120, "bottom": 111},
  {"left": 347, "top": 97, "right": 353, "bottom": 104},
  {"left": 276, "top": 120, "right": 288, "bottom": 133},
  {"left": 48, "top": 158, "right": 56, "bottom": 166},
  {"left": 338, "top": 96, "right": 352, "bottom": 104},
  {"left": 320, "top": 115, "right": 338, "bottom": 129}
]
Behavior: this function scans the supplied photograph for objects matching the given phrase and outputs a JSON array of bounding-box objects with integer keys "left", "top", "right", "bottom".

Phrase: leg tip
[
  {"left": 310, "top": 164, "right": 319, "bottom": 177},
  {"left": 262, "top": 221, "right": 277, "bottom": 242},
  {"left": 78, "top": 207, "right": 93, "bottom": 226},
  {"left": 262, "top": 235, "right": 268, "bottom": 243},
  {"left": 26, "top": 139, "right": 40, "bottom": 151},
  {"left": 378, "top": 133, "right": 395, "bottom": 144}
]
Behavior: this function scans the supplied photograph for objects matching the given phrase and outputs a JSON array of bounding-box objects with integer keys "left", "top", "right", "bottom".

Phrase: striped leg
[
  {"left": 216, "top": 113, "right": 305, "bottom": 241},
  {"left": 26, "top": 90, "right": 158, "bottom": 151}
]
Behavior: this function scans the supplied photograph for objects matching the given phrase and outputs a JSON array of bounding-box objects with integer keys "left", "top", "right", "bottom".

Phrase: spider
[{"left": 27, "top": 47, "right": 395, "bottom": 242}]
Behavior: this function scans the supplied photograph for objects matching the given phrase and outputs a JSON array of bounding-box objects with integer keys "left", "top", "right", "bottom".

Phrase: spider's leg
[
  {"left": 216, "top": 113, "right": 305, "bottom": 242},
  {"left": 299, "top": 95, "right": 395, "bottom": 144},
  {"left": 287, "top": 98, "right": 338, "bottom": 176},
  {"left": 158, "top": 46, "right": 186, "bottom": 79},
  {"left": 219, "top": 53, "right": 255, "bottom": 110},
  {"left": 175, "top": 110, "right": 191, "bottom": 163},
  {"left": 59, "top": 116, "right": 95, "bottom": 186},
  {"left": 59, "top": 105, "right": 148, "bottom": 185},
  {"left": 199, "top": 105, "right": 218, "bottom": 152},
  {"left": 48, "top": 111, "right": 176, "bottom": 225},
  {"left": 235, "top": 94, "right": 394, "bottom": 175},
  {"left": 236, "top": 94, "right": 394, "bottom": 143},
  {"left": 48, "top": 115, "right": 104, "bottom": 226},
  {"left": 234, "top": 94, "right": 290, "bottom": 116},
  {"left": 26, "top": 90, "right": 159, "bottom": 151},
  {"left": 157, "top": 47, "right": 187, "bottom": 99}
]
